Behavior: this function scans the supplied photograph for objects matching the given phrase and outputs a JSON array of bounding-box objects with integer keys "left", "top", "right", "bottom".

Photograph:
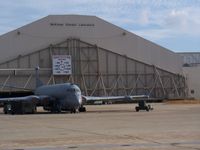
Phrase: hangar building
[
  {"left": 179, "top": 52, "right": 200, "bottom": 99},
  {"left": 0, "top": 15, "right": 186, "bottom": 99}
]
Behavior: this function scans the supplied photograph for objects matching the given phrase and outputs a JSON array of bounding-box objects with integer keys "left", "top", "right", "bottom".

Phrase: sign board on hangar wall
[{"left": 52, "top": 55, "right": 72, "bottom": 75}]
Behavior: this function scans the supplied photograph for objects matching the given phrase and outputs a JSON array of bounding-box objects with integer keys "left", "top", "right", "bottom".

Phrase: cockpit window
[
  {"left": 66, "top": 89, "right": 74, "bottom": 92},
  {"left": 66, "top": 88, "right": 79, "bottom": 92},
  {"left": 76, "top": 89, "right": 80, "bottom": 92}
]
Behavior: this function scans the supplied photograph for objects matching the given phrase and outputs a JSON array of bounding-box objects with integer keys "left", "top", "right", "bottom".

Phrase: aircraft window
[{"left": 66, "top": 89, "right": 76, "bottom": 92}]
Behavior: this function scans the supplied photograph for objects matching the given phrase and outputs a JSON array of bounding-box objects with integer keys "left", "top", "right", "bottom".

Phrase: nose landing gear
[{"left": 78, "top": 106, "right": 86, "bottom": 112}]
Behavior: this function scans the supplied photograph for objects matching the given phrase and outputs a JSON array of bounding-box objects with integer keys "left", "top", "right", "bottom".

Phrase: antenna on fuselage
[{"left": 35, "top": 66, "right": 44, "bottom": 88}]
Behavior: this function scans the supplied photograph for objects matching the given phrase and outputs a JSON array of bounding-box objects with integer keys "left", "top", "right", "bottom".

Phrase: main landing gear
[
  {"left": 70, "top": 108, "right": 76, "bottom": 113},
  {"left": 135, "top": 100, "right": 153, "bottom": 112},
  {"left": 70, "top": 106, "right": 86, "bottom": 113}
]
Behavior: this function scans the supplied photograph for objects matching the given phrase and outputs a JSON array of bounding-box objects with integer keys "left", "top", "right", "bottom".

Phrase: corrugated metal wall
[{"left": 0, "top": 39, "right": 186, "bottom": 99}]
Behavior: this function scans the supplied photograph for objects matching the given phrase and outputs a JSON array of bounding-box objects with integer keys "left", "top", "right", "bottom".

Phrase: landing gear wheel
[
  {"left": 32, "top": 106, "right": 37, "bottom": 114},
  {"left": 79, "top": 106, "right": 86, "bottom": 112},
  {"left": 70, "top": 108, "right": 76, "bottom": 114},
  {"left": 50, "top": 103, "right": 61, "bottom": 113},
  {"left": 145, "top": 107, "right": 149, "bottom": 111},
  {"left": 135, "top": 106, "right": 139, "bottom": 112}
]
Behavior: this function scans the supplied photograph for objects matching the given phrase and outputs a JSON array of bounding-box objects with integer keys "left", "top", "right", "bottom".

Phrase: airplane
[{"left": 0, "top": 67, "right": 150, "bottom": 114}]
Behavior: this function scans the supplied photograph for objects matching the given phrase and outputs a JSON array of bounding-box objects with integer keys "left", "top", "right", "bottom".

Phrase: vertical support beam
[
  {"left": 106, "top": 51, "right": 109, "bottom": 94},
  {"left": 170, "top": 74, "right": 173, "bottom": 96},
  {"left": 82, "top": 75, "right": 88, "bottom": 96},
  {"left": 96, "top": 45, "right": 100, "bottom": 75},
  {"left": 87, "top": 44, "right": 91, "bottom": 93},
  {"left": 49, "top": 44, "right": 55, "bottom": 84},
  {"left": 66, "top": 39, "right": 70, "bottom": 83},
  {"left": 73, "top": 39, "right": 77, "bottom": 83},
  {"left": 68, "top": 39, "right": 73, "bottom": 83},
  {"left": 96, "top": 45, "right": 100, "bottom": 95},
  {"left": 152, "top": 65, "right": 157, "bottom": 97},
  {"left": 78, "top": 39, "right": 82, "bottom": 89},
  {"left": 71, "top": 39, "right": 74, "bottom": 82},
  {"left": 144, "top": 65, "right": 147, "bottom": 95},
  {"left": 73, "top": 39, "right": 76, "bottom": 83},
  {"left": 135, "top": 62, "right": 138, "bottom": 95},
  {"left": 125, "top": 56, "right": 128, "bottom": 94},
  {"left": 66, "top": 39, "right": 69, "bottom": 55},
  {"left": 183, "top": 76, "right": 188, "bottom": 98},
  {"left": 116, "top": 55, "right": 119, "bottom": 95}
]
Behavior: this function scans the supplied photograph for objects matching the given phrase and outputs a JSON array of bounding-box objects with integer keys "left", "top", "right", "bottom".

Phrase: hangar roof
[{"left": 0, "top": 15, "right": 182, "bottom": 74}]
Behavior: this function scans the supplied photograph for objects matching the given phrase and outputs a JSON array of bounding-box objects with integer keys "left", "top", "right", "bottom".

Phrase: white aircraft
[{"left": 0, "top": 67, "right": 149, "bottom": 114}]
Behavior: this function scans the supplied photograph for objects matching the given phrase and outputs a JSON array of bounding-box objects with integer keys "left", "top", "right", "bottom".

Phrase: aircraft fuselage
[{"left": 35, "top": 83, "right": 82, "bottom": 112}]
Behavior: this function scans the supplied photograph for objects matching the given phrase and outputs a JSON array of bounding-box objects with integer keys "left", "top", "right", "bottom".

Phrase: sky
[{"left": 0, "top": 0, "right": 200, "bottom": 52}]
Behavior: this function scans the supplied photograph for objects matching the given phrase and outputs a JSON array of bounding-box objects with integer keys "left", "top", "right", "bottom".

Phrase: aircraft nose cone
[
  {"left": 71, "top": 93, "right": 82, "bottom": 108},
  {"left": 77, "top": 95, "right": 82, "bottom": 105}
]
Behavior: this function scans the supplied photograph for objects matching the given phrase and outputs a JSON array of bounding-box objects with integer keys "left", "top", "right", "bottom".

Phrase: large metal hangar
[
  {"left": 179, "top": 52, "right": 200, "bottom": 99},
  {"left": 0, "top": 15, "right": 186, "bottom": 99}
]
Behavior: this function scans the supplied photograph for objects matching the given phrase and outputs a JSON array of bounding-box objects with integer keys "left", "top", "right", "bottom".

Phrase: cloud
[
  {"left": 126, "top": 5, "right": 200, "bottom": 43},
  {"left": 163, "top": 8, "right": 200, "bottom": 35},
  {"left": 139, "top": 10, "right": 150, "bottom": 25},
  {"left": 166, "top": 9, "right": 188, "bottom": 30}
]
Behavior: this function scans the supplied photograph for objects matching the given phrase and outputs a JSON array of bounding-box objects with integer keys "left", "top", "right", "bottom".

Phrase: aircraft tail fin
[{"left": 35, "top": 66, "right": 44, "bottom": 88}]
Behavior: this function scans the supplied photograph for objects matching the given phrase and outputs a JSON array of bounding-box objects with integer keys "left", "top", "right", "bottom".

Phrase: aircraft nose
[{"left": 77, "top": 95, "right": 82, "bottom": 105}]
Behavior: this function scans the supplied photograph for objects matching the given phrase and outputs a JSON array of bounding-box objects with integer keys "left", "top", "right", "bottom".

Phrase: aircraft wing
[
  {"left": 0, "top": 95, "right": 53, "bottom": 106},
  {"left": 82, "top": 95, "right": 149, "bottom": 103}
]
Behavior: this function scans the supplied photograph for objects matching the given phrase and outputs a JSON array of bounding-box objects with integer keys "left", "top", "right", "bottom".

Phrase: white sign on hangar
[{"left": 52, "top": 55, "right": 72, "bottom": 75}]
